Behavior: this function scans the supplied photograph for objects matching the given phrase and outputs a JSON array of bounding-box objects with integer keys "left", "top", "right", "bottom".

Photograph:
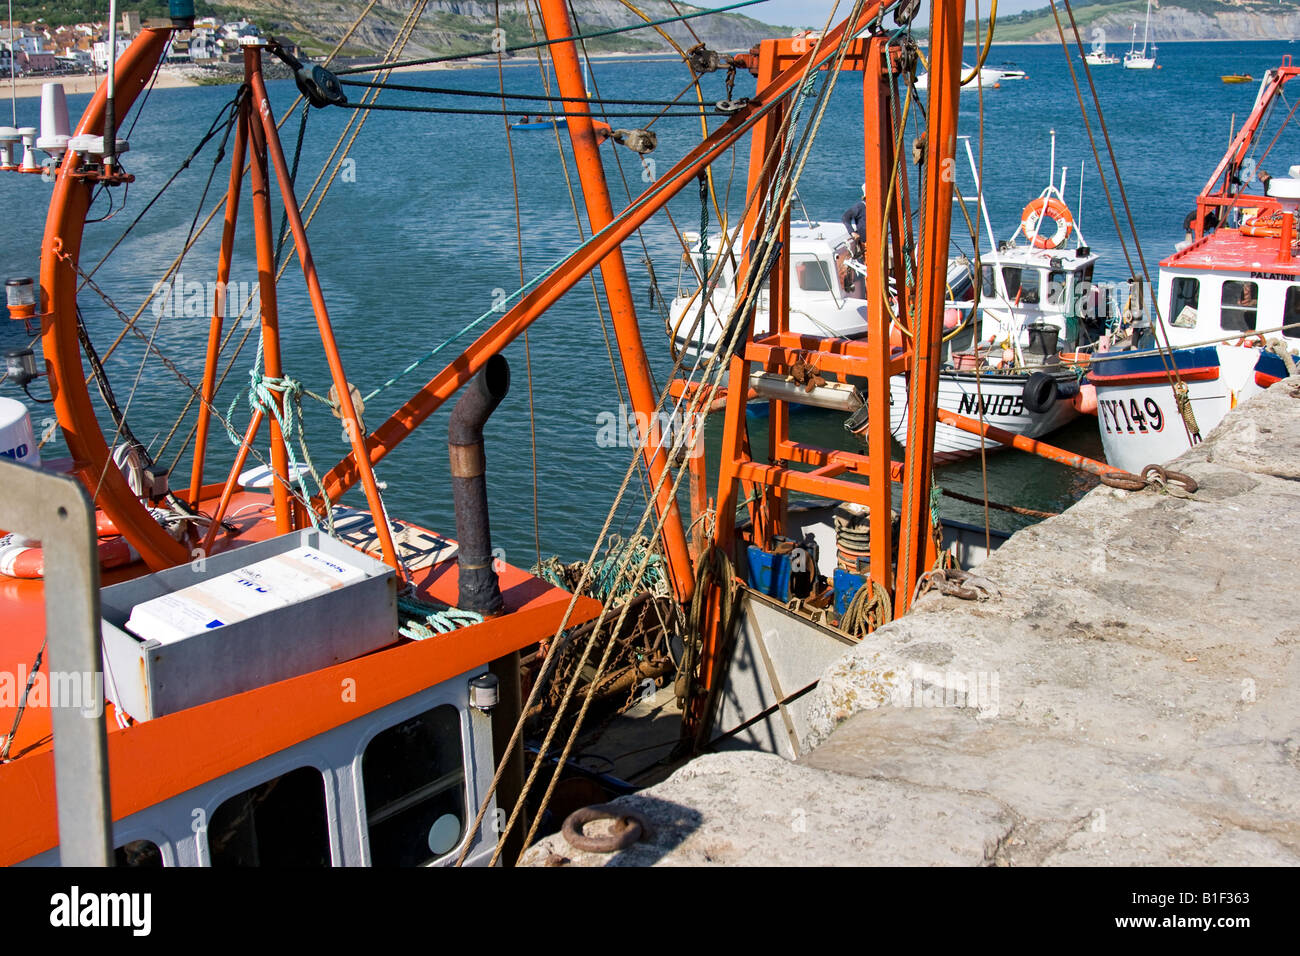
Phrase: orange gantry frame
[{"left": 700, "top": 6, "right": 966, "bottom": 621}]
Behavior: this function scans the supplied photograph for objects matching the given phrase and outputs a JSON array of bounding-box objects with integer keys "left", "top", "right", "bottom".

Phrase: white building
[{"left": 92, "top": 37, "right": 132, "bottom": 70}]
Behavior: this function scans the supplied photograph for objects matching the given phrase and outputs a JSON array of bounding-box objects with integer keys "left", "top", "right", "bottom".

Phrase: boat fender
[
  {"left": 1072, "top": 382, "right": 1098, "bottom": 415},
  {"left": 943, "top": 307, "right": 962, "bottom": 330},
  {"left": 1022, "top": 370, "right": 1060, "bottom": 414},
  {"left": 1020, "top": 197, "right": 1074, "bottom": 249}
]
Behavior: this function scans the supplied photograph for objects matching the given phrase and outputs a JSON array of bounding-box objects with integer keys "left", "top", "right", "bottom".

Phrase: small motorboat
[
  {"left": 1221, "top": 74, "right": 1255, "bottom": 84},
  {"left": 510, "top": 115, "right": 559, "bottom": 130}
]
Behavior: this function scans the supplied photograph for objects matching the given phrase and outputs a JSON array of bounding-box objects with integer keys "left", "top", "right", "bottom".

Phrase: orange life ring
[
  {"left": 1240, "top": 211, "right": 1296, "bottom": 238},
  {"left": 1020, "top": 197, "right": 1074, "bottom": 249},
  {"left": 0, "top": 533, "right": 139, "bottom": 579}
]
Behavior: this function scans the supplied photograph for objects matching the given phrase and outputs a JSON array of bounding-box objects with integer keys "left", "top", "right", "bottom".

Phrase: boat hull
[
  {"left": 1089, "top": 344, "right": 1263, "bottom": 473},
  {"left": 888, "top": 368, "right": 1081, "bottom": 460}
]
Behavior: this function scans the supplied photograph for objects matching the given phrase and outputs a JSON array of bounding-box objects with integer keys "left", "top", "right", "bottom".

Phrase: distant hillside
[
  {"left": 976, "top": 0, "right": 1300, "bottom": 43},
  {"left": 196, "top": 1, "right": 787, "bottom": 59}
]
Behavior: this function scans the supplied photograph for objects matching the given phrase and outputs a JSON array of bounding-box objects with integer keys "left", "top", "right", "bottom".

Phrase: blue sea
[{"left": 2, "top": 38, "right": 1295, "bottom": 563}]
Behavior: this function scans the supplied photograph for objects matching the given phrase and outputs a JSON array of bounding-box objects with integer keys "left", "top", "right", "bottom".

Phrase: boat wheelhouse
[
  {"left": 888, "top": 138, "right": 1102, "bottom": 460},
  {"left": 670, "top": 220, "right": 867, "bottom": 358}
]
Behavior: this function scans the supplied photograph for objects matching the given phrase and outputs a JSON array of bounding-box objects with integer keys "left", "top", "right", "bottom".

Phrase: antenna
[
  {"left": 1049, "top": 128, "right": 1056, "bottom": 192},
  {"left": 104, "top": 0, "right": 118, "bottom": 172},
  {"left": 8, "top": 0, "right": 15, "bottom": 126},
  {"left": 1078, "top": 159, "right": 1085, "bottom": 231}
]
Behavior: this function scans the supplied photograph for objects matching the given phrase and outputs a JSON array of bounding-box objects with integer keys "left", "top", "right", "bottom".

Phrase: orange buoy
[
  {"left": 0, "top": 533, "right": 139, "bottom": 579},
  {"left": 1240, "top": 211, "right": 1296, "bottom": 238},
  {"left": 1020, "top": 197, "right": 1074, "bottom": 249}
]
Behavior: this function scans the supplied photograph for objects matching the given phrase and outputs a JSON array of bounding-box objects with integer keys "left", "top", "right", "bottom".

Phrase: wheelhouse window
[
  {"left": 115, "top": 839, "right": 163, "bottom": 868},
  {"left": 792, "top": 253, "right": 836, "bottom": 295},
  {"left": 676, "top": 252, "right": 729, "bottom": 296},
  {"left": 207, "top": 766, "right": 331, "bottom": 867},
  {"left": 1001, "top": 266, "right": 1040, "bottom": 304},
  {"left": 1285, "top": 286, "right": 1300, "bottom": 338},
  {"left": 1047, "top": 270, "right": 1069, "bottom": 309},
  {"left": 362, "top": 704, "right": 466, "bottom": 866},
  {"left": 1169, "top": 277, "right": 1200, "bottom": 328},
  {"left": 1220, "top": 280, "right": 1258, "bottom": 333}
]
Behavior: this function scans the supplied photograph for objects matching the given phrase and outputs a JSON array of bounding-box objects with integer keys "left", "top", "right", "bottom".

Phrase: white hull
[
  {"left": 1092, "top": 345, "right": 1261, "bottom": 473},
  {"left": 1124, "top": 57, "right": 1156, "bottom": 70},
  {"left": 888, "top": 371, "right": 1080, "bottom": 460}
]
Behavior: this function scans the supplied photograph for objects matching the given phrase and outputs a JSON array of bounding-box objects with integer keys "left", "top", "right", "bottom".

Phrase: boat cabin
[
  {"left": 669, "top": 220, "right": 870, "bottom": 356},
  {"left": 1153, "top": 227, "right": 1300, "bottom": 349},
  {"left": 961, "top": 243, "right": 1101, "bottom": 356}
]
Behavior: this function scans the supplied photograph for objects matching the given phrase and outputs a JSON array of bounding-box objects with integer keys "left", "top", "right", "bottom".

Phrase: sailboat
[{"left": 1124, "top": 0, "right": 1157, "bottom": 71}]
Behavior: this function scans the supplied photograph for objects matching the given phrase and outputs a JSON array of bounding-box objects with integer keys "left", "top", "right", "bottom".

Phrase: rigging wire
[{"left": 494, "top": 0, "right": 544, "bottom": 569}]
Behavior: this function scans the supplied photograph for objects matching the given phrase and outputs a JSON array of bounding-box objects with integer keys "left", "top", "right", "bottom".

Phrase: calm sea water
[{"left": 2, "top": 39, "right": 1294, "bottom": 563}]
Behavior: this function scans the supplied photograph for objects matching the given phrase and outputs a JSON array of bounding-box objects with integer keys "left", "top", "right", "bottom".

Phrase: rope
[
  {"left": 841, "top": 580, "right": 892, "bottom": 637},
  {"left": 397, "top": 593, "right": 483, "bottom": 640},
  {"left": 506, "top": 0, "right": 869, "bottom": 864},
  {"left": 226, "top": 337, "right": 339, "bottom": 534}
]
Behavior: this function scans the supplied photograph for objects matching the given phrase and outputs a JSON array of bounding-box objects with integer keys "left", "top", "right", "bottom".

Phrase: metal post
[
  {"left": 0, "top": 461, "right": 112, "bottom": 866},
  {"left": 189, "top": 92, "right": 249, "bottom": 507}
]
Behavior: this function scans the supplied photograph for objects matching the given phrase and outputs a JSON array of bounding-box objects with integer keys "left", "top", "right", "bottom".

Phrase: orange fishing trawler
[{"left": 0, "top": 0, "right": 1122, "bottom": 867}]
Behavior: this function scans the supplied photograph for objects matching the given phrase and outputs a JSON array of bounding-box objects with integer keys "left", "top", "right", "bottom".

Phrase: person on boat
[{"left": 843, "top": 184, "right": 867, "bottom": 257}]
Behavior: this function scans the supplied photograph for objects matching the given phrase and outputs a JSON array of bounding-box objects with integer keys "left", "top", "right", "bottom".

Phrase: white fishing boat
[
  {"left": 1090, "top": 61, "right": 1300, "bottom": 474},
  {"left": 1123, "top": 2, "right": 1157, "bottom": 71},
  {"left": 885, "top": 136, "right": 1101, "bottom": 460},
  {"left": 1084, "top": 35, "right": 1120, "bottom": 66}
]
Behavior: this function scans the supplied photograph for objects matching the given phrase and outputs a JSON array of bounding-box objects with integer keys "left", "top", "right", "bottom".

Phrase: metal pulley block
[
  {"left": 611, "top": 128, "right": 658, "bottom": 154},
  {"left": 688, "top": 42, "right": 722, "bottom": 75},
  {"left": 715, "top": 98, "right": 751, "bottom": 114},
  {"left": 296, "top": 64, "right": 347, "bottom": 109},
  {"left": 912, "top": 135, "right": 926, "bottom": 166},
  {"left": 270, "top": 40, "right": 347, "bottom": 109},
  {"left": 894, "top": 0, "right": 923, "bottom": 26}
]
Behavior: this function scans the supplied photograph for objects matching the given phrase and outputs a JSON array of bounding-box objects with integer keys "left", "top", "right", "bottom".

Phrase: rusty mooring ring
[{"left": 561, "top": 804, "right": 648, "bottom": 853}]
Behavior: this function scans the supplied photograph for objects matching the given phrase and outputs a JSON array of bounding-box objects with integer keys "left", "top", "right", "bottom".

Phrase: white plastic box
[{"left": 100, "top": 530, "right": 398, "bottom": 720}]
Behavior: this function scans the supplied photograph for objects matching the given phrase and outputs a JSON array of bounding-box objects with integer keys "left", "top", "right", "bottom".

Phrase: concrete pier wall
[{"left": 524, "top": 380, "right": 1300, "bottom": 866}]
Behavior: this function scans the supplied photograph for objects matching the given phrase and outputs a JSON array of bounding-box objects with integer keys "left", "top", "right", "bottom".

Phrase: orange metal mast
[
  {"left": 536, "top": 0, "right": 694, "bottom": 603},
  {"left": 243, "top": 48, "right": 294, "bottom": 535},
  {"left": 188, "top": 92, "right": 249, "bottom": 507},
  {"left": 894, "top": 0, "right": 966, "bottom": 613}
]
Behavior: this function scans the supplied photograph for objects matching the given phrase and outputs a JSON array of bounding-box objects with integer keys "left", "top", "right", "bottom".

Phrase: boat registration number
[
  {"left": 1099, "top": 396, "right": 1166, "bottom": 435},
  {"left": 956, "top": 393, "right": 1025, "bottom": 418}
]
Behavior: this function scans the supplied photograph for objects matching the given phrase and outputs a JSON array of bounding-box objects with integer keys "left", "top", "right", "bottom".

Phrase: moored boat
[{"left": 1090, "top": 58, "right": 1300, "bottom": 474}]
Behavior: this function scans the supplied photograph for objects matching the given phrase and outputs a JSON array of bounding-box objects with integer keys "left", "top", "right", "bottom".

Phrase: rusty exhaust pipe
[{"left": 449, "top": 354, "right": 510, "bottom": 615}]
